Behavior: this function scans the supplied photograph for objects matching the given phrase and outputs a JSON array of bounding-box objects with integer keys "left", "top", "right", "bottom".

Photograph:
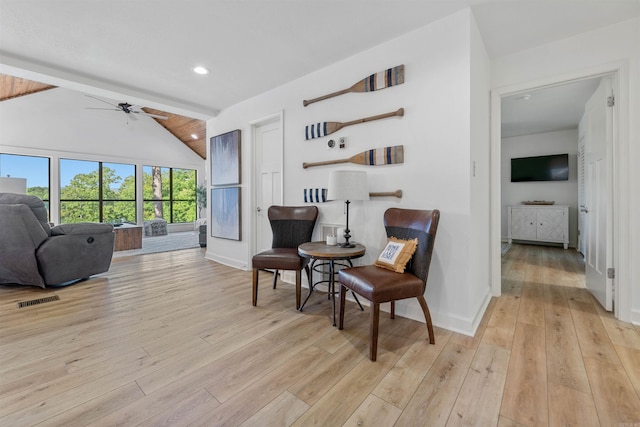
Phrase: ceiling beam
[{"left": 0, "top": 54, "right": 218, "bottom": 120}]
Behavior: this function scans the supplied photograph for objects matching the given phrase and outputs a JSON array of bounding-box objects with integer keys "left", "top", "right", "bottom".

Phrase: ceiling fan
[{"left": 85, "top": 95, "right": 168, "bottom": 120}]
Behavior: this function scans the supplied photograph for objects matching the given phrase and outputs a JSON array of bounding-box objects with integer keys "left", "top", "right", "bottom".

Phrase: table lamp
[{"left": 327, "top": 170, "right": 369, "bottom": 248}]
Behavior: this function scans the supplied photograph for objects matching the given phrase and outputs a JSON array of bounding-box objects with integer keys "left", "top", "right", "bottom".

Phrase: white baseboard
[
  {"left": 345, "top": 286, "right": 493, "bottom": 337},
  {"left": 280, "top": 270, "right": 296, "bottom": 285},
  {"left": 204, "top": 251, "right": 248, "bottom": 270}
]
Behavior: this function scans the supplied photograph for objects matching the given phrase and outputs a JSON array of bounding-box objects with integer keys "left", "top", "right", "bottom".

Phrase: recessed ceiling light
[
  {"left": 516, "top": 94, "right": 531, "bottom": 101},
  {"left": 193, "top": 66, "right": 209, "bottom": 75},
  {"left": 191, "top": 134, "right": 198, "bottom": 140}
]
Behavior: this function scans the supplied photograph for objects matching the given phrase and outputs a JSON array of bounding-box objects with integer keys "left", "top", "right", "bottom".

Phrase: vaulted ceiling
[
  {"left": 0, "top": 73, "right": 206, "bottom": 158},
  {"left": 0, "top": 73, "right": 55, "bottom": 100}
]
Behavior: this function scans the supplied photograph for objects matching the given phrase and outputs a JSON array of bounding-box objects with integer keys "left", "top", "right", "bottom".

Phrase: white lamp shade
[{"left": 327, "top": 170, "right": 369, "bottom": 201}]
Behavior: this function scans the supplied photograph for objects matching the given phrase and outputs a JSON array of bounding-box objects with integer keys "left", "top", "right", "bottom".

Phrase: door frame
[
  {"left": 489, "top": 61, "right": 631, "bottom": 322},
  {"left": 248, "top": 111, "right": 284, "bottom": 262}
]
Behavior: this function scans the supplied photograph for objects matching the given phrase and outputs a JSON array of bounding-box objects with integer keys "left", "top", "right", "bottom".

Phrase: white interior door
[
  {"left": 584, "top": 77, "right": 613, "bottom": 311},
  {"left": 253, "top": 116, "right": 283, "bottom": 255}
]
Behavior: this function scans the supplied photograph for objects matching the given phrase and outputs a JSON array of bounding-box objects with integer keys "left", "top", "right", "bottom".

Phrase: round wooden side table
[{"left": 298, "top": 241, "right": 365, "bottom": 326}]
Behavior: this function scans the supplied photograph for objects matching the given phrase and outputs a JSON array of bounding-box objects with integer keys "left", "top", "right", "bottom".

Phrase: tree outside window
[
  {"left": 143, "top": 166, "right": 196, "bottom": 223},
  {"left": 60, "top": 159, "right": 136, "bottom": 223}
]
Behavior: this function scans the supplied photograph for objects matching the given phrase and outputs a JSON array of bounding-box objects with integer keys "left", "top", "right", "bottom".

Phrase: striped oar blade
[
  {"left": 355, "top": 145, "right": 404, "bottom": 166},
  {"left": 305, "top": 122, "right": 327, "bottom": 140},
  {"left": 364, "top": 65, "right": 405, "bottom": 92}
]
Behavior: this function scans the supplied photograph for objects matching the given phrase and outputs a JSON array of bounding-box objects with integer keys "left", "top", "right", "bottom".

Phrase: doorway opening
[
  {"left": 490, "top": 65, "right": 628, "bottom": 320},
  {"left": 500, "top": 76, "right": 603, "bottom": 279}
]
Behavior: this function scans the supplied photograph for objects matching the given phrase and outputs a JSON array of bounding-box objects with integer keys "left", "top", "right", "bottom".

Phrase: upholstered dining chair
[
  {"left": 338, "top": 208, "right": 440, "bottom": 361},
  {"left": 252, "top": 205, "right": 319, "bottom": 309}
]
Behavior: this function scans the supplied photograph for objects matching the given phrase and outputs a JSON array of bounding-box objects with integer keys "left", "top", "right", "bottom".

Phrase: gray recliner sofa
[{"left": 0, "top": 193, "right": 115, "bottom": 288}]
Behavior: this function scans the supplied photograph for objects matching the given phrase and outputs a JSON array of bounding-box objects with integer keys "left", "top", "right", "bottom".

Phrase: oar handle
[
  {"left": 303, "top": 88, "right": 352, "bottom": 107},
  {"left": 369, "top": 190, "right": 403, "bottom": 198},
  {"left": 343, "top": 108, "right": 404, "bottom": 127},
  {"left": 302, "top": 158, "right": 350, "bottom": 169}
]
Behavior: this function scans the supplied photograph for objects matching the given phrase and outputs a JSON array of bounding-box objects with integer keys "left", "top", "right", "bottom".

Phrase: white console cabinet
[{"left": 507, "top": 205, "right": 569, "bottom": 249}]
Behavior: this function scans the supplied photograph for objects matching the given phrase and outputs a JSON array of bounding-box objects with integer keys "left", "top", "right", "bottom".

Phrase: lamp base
[{"left": 337, "top": 242, "right": 356, "bottom": 248}]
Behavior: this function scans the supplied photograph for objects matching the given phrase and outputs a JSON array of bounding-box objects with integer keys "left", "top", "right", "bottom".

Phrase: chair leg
[
  {"left": 417, "top": 295, "right": 435, "bottom": 344},
  {"left": 295, "top": 269, "right": 302, "bottom": 310},
  {"left": 370, "top": 302, "right": 380, "bottom": 361},
  {"left": 252, "top": 268, "right": 259, "bottom": 306},
  {"left": 272, "top": 270, "right": 279, "bottom": 289},
  {"left": 338, "top": 284, "right": 347, "bottom": 330},
  {"left": 390, "top": 301, "right": 395, "bottom": 319}
]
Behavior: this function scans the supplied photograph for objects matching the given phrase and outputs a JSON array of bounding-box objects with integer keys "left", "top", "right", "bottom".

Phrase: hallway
[{"left": 494, "top": 243, "right": 640, "bottom": 425}]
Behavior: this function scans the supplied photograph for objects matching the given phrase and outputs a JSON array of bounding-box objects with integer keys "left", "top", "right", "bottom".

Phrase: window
[
  {"left": 143, "top": 166, "right": 196, "bottom": 223},
  {"left": 102, "top": 162, "right": 136, "bottom": 223},
  {"left": 0, "top": 153, "right": 50, "bottom": 213},
  {"left": 60, "top": 159, "right": 136, "bottom": 223}
]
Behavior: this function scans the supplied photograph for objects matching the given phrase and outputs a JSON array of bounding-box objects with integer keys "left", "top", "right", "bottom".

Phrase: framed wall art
[
  {"left": 211, "top": 187, "right": 241, "bottom": 241},
  {"left": 211, "top": 129, "right": 241, "bottom": 186}
]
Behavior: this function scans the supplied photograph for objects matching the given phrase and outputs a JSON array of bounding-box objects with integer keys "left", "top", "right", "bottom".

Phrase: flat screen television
[{"left": 511, "top": 154, "right": 569, "bottom": 182}]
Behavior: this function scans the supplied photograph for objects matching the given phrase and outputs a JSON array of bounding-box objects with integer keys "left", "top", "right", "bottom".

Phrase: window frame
[
  {"left": 142, "top": 166, "right": 197, "bottom": 224},
  {"left": 59, "top": 159, "right": 137, "bottom": 223},
  {"left": 0, "top": 152, "right": 51, "bottom": 217}
]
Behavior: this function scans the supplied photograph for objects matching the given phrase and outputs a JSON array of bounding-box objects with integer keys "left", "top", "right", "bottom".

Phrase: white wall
[
  {"left": 0, "top": 87, "right": 204, "bottom": 224},
  {"left": 206, "top": 9, "right": 491, "bottom": 335},
  {"left": 492, "top": 17, "right": 639, "bottom": 324},
  {"left": 501, "top": 129, "right": 579, "bottom": 246},
  {"left": 468, "top": 12, "right": 492, "bottom": 329}
]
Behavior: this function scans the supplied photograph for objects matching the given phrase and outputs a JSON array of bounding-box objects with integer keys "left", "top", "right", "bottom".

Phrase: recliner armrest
[
  {"left": 51, "top": 223, "right": 114, "bottom": 236},
  {"left": 37, "top": 227, "right": 115, "bottom": 286}
]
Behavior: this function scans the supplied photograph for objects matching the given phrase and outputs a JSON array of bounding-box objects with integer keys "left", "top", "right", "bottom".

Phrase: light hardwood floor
[{"left": 1, "top": 244, "right": 639, "bottom": 426}]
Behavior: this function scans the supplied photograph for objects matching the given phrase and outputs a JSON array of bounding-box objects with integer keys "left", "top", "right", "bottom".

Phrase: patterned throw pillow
[{"left": 374, "top": 237, "right": 418, "bottom": 273}]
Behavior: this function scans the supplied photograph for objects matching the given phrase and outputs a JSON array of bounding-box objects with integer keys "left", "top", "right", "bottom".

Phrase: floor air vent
[{"left": 17, "top": 295, "right": 60, "bottom": 308}]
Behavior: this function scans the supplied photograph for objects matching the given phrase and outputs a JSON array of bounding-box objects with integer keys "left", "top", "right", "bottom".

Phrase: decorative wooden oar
[
  {"left": 303, "top": 145, "right": 404, "bottom": 169},
  {"left": 305, "top": 108, "right": 404, "bottom": 140},
  {"left": 303, "top": 65, "right": 405, "bottom": 107},
  {"left": 370, "top": 190, "right": 403, "bottom": 198}
]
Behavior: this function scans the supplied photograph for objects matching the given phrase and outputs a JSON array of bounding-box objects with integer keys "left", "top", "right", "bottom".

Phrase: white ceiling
[
  {"left": 501, "top": 77, "right": 602, "bottom": 138},
  {"left": 1, "top": 0, "right": 638, "bottom": 121}
]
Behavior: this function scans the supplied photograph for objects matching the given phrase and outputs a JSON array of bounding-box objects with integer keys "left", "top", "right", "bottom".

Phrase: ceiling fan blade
[
  {"left": 85, "top": 94, "right": 118, "bottom": 108},
  {"left": 85, "top": 94, "right": 167, "bottom": 120}
]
